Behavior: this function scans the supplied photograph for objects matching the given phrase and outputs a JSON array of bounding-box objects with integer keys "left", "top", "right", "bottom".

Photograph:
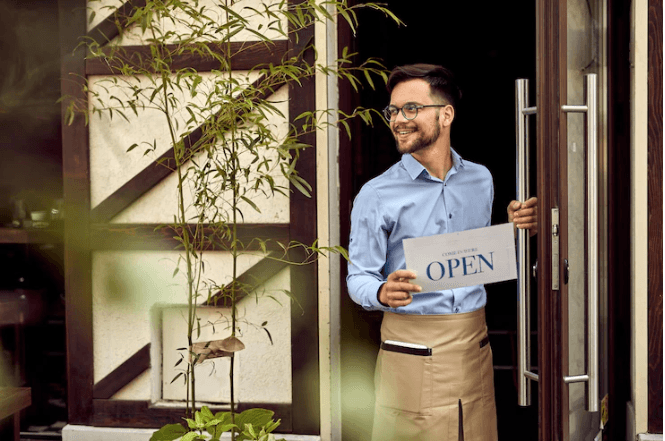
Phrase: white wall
[
  {"left": 86, "top": 0, "right": 294, "bottom": 407},
  {"left": 87, "top": 0, "right": 286, "bottom": 46}
]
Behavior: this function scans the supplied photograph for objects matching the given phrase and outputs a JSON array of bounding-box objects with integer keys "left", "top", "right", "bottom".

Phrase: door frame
[{"left": 535, "top": 0, "right": 566, "bottom": 438}]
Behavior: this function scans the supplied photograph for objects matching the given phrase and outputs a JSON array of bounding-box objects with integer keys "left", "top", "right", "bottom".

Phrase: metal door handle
[
  {"left": 561, "top": 73, "right": 599, "bottom": 412},
  {"left": 515, "top": 79, "right": 538, "bottom": 407}
]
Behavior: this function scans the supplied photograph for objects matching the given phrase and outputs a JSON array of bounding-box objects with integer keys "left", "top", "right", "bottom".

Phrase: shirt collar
[{"left": 401, "top": 148, "right": 465, "bottom": 181}]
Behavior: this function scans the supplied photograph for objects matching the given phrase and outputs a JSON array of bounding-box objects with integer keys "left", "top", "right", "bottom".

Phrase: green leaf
[
  {"left": 181, "top": 432, "right": 203, "bottom": 441},
  {"left": 195, "top": 411, "right": 204, "bottom": 427},
  {"left": 234, "top": 409, "right": 275, "bottom": 432},
  {"left": 170, "top": 372, "right": 184, "bottom": 384},
  {"left": 201, "top": 406, "right": 215, "bottom": 421},
  {"left": 363, "top": 69, "right": 375, "bottom": 90},
  {"left": 263, "top": 327, "right": 273, "bottom": 345},
  {"left": 338, "top": 119, "right": 351, "bottom": 139},
  {"left": 240, "top": 196, "right": 261, "bottom": 213},
  {"left": 186, "top": 106, "right": 197, "bottom": 125},
  {"left": 338, "top": 8, "right": 356, "bottom": 34},
  {"left": 214, "top": 411, "right": 233, "bottom": 424},
  {"left": 288, "top": 174, "right": 312, "bottom": 198},
  {"left": 212, "top": 423, "right": 237, "bottom": 439},
  {"left": 204, "top": 418, "right": 222, "bottom": 428},
  {"left": 191, "top": 75, "right": 202, "bottom": 97},
  {"left": 245, "top": 423, "right": 257, "bottom": 439},
  {"left": 149, "top": 423, "right": 187, "bottom": 441}
]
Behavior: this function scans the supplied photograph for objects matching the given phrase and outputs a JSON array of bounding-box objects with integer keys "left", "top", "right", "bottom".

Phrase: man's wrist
[{"left": 377, "top": 283, "right": 389, "bottom": 307}]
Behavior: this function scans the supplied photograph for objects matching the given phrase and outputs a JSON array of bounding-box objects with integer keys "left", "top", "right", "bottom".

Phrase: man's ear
[{"left": 441, "top": 104, "right": 455, "bottom": 127}]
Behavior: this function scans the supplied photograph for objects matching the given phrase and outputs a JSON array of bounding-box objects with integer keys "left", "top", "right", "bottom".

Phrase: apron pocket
[{"left": 375, "top": 348, "right": 433, "bottom": 415}]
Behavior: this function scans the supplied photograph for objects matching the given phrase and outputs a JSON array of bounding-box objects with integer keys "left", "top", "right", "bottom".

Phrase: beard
[{"left": 393, "top": 118, "right": 441, "bottom": 154}]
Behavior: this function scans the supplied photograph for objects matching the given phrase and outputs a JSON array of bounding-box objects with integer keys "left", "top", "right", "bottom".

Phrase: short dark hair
[{"left": 387, "top": 64, "right": 462, "bottom": 110}]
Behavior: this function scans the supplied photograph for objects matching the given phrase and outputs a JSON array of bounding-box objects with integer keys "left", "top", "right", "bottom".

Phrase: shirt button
[
  {"left": 449, "top": 214, "right": 453, "bottom": 219},
  {"left": 454, "top": 307, "right": 460, "bottom": 313}
]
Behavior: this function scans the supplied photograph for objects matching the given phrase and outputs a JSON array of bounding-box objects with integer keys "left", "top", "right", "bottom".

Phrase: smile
[{"left": 395, "top": 127, "right": 416, "bottom": 135}]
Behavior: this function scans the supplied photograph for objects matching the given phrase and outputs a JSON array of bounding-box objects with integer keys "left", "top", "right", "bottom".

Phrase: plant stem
[
  {"left": 224, "top": 3, "right": 238, "bottom": 439},
  {"left": 161, "top": 67, "right": 197, "bottom": 416}
]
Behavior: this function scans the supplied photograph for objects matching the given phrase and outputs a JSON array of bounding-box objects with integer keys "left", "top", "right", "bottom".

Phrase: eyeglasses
[{"left": 382, "top": 103, "right": 449, "bottom": 122}]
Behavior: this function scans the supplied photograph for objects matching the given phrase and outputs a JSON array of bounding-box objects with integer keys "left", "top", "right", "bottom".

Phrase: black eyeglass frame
[{"left": 382, "top": 103, "right": 449, "bottom": 122}]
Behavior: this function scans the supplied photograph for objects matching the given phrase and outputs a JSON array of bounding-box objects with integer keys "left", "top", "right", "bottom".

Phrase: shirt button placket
[{"left": 441, "top": 182, "right": 449, "bottom": 229}]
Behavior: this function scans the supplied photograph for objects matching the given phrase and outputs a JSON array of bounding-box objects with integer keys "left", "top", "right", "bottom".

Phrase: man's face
[{"left": 389, "top": 79, "right": 444, "bottom": 155}]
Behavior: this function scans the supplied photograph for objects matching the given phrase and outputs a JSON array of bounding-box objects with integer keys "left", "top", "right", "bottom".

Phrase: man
[{"left": 346, "top": 64, "right": 537, "bottom": 441}]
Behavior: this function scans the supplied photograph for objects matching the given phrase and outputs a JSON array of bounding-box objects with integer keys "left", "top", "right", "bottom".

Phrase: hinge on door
[{"left": 551, "top": 208, "right": 560, "bottom": 290}]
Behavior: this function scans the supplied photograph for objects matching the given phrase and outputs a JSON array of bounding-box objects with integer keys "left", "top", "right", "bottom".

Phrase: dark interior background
[
  {"left": 0, "top": 0, "right": 63, "bottom": 218},
  {"left": 0, "top": 0, "right": 67, "bottom": 438},
  {"left": 339, "top": 2, "right": 539, "bottom": 440}
]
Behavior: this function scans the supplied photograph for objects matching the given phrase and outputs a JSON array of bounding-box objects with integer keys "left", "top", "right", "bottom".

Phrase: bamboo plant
[{"left": 64, "top": 1, "right": 400, "bottom": 440}]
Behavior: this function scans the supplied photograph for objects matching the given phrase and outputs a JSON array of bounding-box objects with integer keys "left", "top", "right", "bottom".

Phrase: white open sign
[{"left": 403, "top": 223, "right": 517, "bottom": 293}]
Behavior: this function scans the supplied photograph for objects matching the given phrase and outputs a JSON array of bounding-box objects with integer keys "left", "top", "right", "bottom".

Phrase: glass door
[
  {"left": 517, "top": 0, "right": 609, "bottom": 439},
  {"left": 562, "top": 0, "right": 609, "bottom": 438}
]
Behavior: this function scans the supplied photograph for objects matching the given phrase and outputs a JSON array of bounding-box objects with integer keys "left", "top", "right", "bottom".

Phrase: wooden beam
[
  {"left": 0, "top": 227, "right": 62, "bottom": 245},
  {"left": 93, "top": 344, "right": 151, "bottom": 399},
  {"left": 60, "top": 0, "right": 94, "bottom": 425},
  {"left": 86, "top": 0, "right": 148, "bottom": 45},
  {"left": 287, "top": 3, "right": 319, "bottom": 433},
  {"left": 86, "top": 40, "right": 288, "bottom": 75},
  {"left": 89, "top": 223, "right": 290, "bottom": 251},
  {"left": 0, "top": 388, "right": 31, "bottom": 420},
  {"left": 205, "top": 251, "right": 289, "bottom": 307},
  {"left": 89, "top": 74, "right": 288, "bottom": 223}
]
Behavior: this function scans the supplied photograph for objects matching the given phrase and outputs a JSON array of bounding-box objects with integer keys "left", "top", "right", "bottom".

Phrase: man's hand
[
  {"left": 378, "top": 269, "right": 422, "bottom": 308},
  {"left": 508, "top": 197, "right": 538, "bottom": 237}
]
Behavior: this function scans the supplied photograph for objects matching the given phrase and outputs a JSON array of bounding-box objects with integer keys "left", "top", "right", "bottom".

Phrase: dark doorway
[{"left": 339, "top": 2, "right": 538, "bottom": 440}]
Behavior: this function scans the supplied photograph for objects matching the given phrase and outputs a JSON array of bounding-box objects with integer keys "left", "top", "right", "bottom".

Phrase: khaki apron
[{"left": 371, "top": 308, "right": 498, "bottom": 441}]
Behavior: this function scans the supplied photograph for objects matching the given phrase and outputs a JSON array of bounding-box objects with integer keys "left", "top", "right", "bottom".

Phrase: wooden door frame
[
  {"left": 647, "top": 0, "right": 663, "bottom": 432},
  {"left": 535, "top": 0, "right": 566, "bottom": 438},
  {"left": 59, "top": 0, "right": 320, "bottom": 433}
]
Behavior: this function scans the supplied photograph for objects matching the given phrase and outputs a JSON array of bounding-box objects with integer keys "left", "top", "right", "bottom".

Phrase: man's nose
[{"left": 393, "top": 108, "right": 408, "bottom": 124}]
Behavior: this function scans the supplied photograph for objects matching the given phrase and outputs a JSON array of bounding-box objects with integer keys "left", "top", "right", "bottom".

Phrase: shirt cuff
[
  {"left": 373, "top": 282, "right": 389, "bottom": 308},
  {"left": 369, "top": 282, "right": 390, "bottom": 309}
]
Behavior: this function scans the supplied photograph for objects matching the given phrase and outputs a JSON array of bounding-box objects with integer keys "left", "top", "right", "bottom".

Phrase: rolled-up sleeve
[{"left": 346, "top": 185, "right": 391, "bottom": 311}]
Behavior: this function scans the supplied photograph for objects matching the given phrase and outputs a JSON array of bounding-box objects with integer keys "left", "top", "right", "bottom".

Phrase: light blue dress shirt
[{"left": 346, "top": 149, "right": 494, "bottom": 315}]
